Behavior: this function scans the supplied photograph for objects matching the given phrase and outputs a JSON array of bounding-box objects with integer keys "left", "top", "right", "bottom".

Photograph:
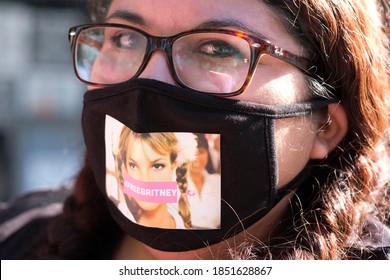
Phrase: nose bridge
[
  {"left": 147, "top": 36, "right": 171, "bottom": 61},
  {"left": 151, "top": 36, "right": 169, "bottom": 51},
  {"left": 139, "top": 36, "right": 175, "bottom": 83},
  {"left": 138, "top": 168, "right": 148, "bottom": 182}
]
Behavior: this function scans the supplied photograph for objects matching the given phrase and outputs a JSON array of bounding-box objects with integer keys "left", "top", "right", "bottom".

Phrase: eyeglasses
[{"left": 69, "top": 23, "right": 316, "bottom": 97}]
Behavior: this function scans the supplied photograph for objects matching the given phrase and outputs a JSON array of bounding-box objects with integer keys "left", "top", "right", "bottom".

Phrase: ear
[{"left": 310, "top": 103, "right": 348, "bottom": 159}]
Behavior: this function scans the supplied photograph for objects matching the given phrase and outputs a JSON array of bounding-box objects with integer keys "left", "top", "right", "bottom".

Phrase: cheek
[
  {"left": 232, "top": 62, "right": 308, "bottom": 105},
  {"left": 154, "top": 170, "right": 174, "bottom": 181},
  {"left": 90, "top": 57, "right": 106, "bottom": 83},
  {"left": 274, "top": 116, "right": 318, "bottom": 188},
  {"left": 231, "top": 64, "right": 316, "bottom": 187},
  {"left": 148, "top": 164, "right": 175, "bottom": 182}
]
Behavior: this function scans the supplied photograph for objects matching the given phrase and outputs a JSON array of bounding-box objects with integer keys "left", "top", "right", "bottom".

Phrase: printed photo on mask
[{"left": 105, "top": 115, "right": 221, "bottom": 230}]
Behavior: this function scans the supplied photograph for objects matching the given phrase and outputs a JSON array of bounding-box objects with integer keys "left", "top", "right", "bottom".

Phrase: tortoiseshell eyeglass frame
[{"left": 69, "top": 23, "right": 318, "bottom": 97}]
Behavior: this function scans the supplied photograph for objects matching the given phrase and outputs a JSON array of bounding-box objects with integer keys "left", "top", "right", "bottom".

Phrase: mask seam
[
  {"left": 84, "top": 80, "right": 335, "bottom": 119},
  {"left": 265, "top": 118, "right": 278, "bottom": 205}
]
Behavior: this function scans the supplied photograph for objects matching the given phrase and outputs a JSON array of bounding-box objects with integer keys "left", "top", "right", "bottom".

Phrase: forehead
[
  {"left": 130, "top": 140, "right": 170, "bottom": 160},
  {"left": 107, "top": 0, "right": 303, "bottom": 55}
]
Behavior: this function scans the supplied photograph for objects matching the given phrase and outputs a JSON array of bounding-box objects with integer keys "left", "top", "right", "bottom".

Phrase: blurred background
[{"left": 0, "top": 0, "right": 90, "bottom": 201}]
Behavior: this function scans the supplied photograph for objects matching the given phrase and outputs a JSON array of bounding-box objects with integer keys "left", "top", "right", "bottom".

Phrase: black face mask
[{"left": 82, "top": 78, "right": 331, "bottom": 252}]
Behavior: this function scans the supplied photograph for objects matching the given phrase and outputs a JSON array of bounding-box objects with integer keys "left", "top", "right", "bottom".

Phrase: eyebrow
[
  {"left": 107, "top": 10, "right": 145, "bottom": 25},
  {"left": 130, "top": 156, "right": 168, "bottom": 165},
  {"left": 107, "top": 10, "right": 268, "bottom": 39},
  {"left": 196, "top": 19, "right": 267, "bottom": 38}
]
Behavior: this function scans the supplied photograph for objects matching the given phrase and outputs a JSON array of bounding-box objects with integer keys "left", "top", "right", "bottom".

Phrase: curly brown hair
[
  {"left": 260, "top": 0, "right": 390, "bottom": 259},
  {"left": 30, "top": 0, "right": 389, "bottom": 259}
]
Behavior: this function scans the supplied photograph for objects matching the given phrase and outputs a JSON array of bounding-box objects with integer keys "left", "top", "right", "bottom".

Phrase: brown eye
[
  {"left": 110, "top": 31, "right": 143, "bottom": 50},
  {"left": 152, "top": 163, "right": 166, "bottom": 170},
  {"left": 198, "top": 40, "right": 239, "bottom": 58}
]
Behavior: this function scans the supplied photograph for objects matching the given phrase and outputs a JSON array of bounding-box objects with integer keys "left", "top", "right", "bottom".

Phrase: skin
[
  {"left": 104, "top": 0, "right": 348, "bottom": 259},
  {"left": 125, "top": 139, "right": 177, "bottom": 227},
  {"left": 127, "top": 140, "right": 175, "bottom": 184}
]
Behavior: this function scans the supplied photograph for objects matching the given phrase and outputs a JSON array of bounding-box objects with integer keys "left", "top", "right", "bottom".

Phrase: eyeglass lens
[{"left": 75, "top": 26, "right": 252, "bottom": 94}]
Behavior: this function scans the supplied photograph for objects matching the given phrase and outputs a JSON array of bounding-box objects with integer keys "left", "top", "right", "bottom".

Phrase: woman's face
[
  {"left": 126, "top": 139, "right": 176, "bottom": 211},
  {"left": 107, "top": 0, "right": 320, "bottom": 188}
]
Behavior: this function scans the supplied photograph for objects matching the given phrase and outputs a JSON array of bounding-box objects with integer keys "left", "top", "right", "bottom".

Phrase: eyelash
[
  {"left": 128, "top": 162, "right": 166, "bottom": 170},
  {"left": 197, "top": 40, "right": 240, "bottom": 58},
  {"left": 152, "top": 164, "right": 165, "bottom": 170}
]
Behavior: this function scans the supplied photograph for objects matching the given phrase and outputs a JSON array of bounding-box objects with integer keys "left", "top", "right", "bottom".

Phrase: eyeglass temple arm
[{"left": 262, "top": 44, "right": 317, "bottom": 76}]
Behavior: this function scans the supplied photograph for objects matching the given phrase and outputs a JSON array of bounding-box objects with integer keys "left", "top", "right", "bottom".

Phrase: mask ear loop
[
  {"left": 319, "top": 113, "right": 332, "bottom": 132},
  {"left": 265, "top": 117, "right": 279, "bottom": 204},
  {"left": 267, "top": 109, "right": 328, "bottom": 210}
]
